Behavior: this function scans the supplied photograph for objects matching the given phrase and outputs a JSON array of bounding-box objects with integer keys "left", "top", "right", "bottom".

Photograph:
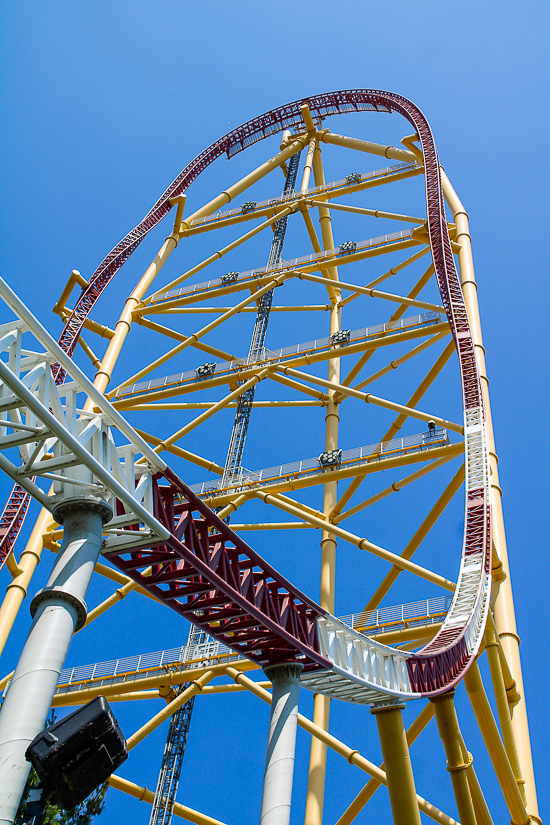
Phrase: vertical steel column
[
  {"left": 304, "top": 133, "right": 341, "bottom": 825},
  {"left": 370, "top": 702, "right": 422, "bottom": 825},
  {"left": 259, "top": 663, "right": 303, "bottom": 825},
  {"left": 441, "top": 172, "right": 539, "bottom": 822},
  {"left": 464, "top": 662, "right": 529, "bottom": 825},
  {"left": 431, "top": 692, "right": 477, "bottom": 825},
  {"left": 0, "top": 498, "right": 111, "bottom": 825}
]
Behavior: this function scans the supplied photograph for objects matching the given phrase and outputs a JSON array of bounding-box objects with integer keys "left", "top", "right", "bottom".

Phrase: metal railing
[
  {"left": 188, "top": 428, "right": 450, "bottom": 498},
  {"left": 150, "top": 228, "right": 415, "bottom": 307},
  {"left": 53, "top": 595, "right": 451, "bottom": 694},
  {"left": 116, "top": 311, "right": 443, "bottom": 400}
]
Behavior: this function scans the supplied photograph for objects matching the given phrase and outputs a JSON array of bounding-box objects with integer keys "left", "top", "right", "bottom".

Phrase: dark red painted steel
[
  {"left": 106, "top": 468, "right": 329, "bottom": 671},
  {"left": 1, "top": 91, "right": 490, "bottom": 696},
  {"left": 0, "top": 486, "right": 31, "bottom": 571}
]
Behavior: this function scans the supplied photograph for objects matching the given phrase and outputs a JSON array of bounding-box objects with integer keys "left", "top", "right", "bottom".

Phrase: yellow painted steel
[
  {"left": 370, "top": 703, "right": 422, "bottom": 825},
  {"left": 442, "top": 172, "right": 539, "bottom": 822},
  {"left": 332, "top": 455, "right": 453, "bottom": 524},
  {"left": 108, "top": 774, "right": 227, "bottom": 825},
  {"left": 126, "top": 671, "right": 215, "bottom": 750},
  {"left": 226, "top": 668, "right": 458, "bottom": 825},
  {"left": 296, "top": 270, "right": 444, "bottom": 313},
  {"left": 134, "top": 316, "right": 236, "bottom": 360},
  {"left": 52, "top": 269, "right": 89, "bottom": 317},
  {"left": 351, "top": 330, "right": 449, "bottom": 394},
  {"left": 340, "top": 248, "right": 431, "bottom": 309},
  {"left": 51, "top": 660, "right": 259, "bottom": 707},
  {"left": 275, "top": 365, "right": 464, "bottom": 433},
  {"left": 139, "top": 205, "right": 296, "bottom": 312},
  {"left": 464, "top": 662, "right": 530, "bottom": 825},
  {"left": 111, "top": 321, "right": 449, "bottom": 409},
  {"left": 306, "top": 198, "right": 426, "bottom": 225},
  {"left": 484, "top": 623, "right": 526, "bottom": 801},
  {"left": 333, "top": 334, "right": 457, "bottom": 517},
  {"left": 364, "top": 463, "right": 465, "bottom": 612},
  {"left": 138, "top": 366, "right": 276, "bottom": 460},
  {"left": 254, "top": 488, "right": 456, "bottom": 591},
  {"left": 110, "top": 275, "right": 287, "bottom": 397},
  {"left": 0, "top": 116, "right": 536, "bottom": 825},
  {"left": 0, "top": 506, "right": 50, "bottom": 657},
  {"left": 204, "top": 442, "right": 463, "bottom": 508},
  {"left": 304, "top": 133, "right": 340, "bottom": 825},
  {"left": 319, "top": 130, "right": 417, "bottom": 164},
  {"left": 337, "top": 261, "right": 436, "bottom": 393},
  {"left": 336, "top": 702, "right": 434, "bottom": 825},
  {"left": 431, "top": 691, "right": 477, "bottom": 825}
]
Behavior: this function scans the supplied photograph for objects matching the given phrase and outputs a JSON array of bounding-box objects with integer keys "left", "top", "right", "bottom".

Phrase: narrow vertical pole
[
  {"left": 259, "top": 663, "right": 303, "bottom": 825},
  {"left": 304, "top": 131, "right": 341, "bottom": 825},
  {"left": 0, "top": 498, "right": 111, "bottom": 825},
  {"left": 431, "top": 692, "right": 477, "bottom": 825},
  {"left": 370, "top": 702, "right": 422, "bottom": 825}
]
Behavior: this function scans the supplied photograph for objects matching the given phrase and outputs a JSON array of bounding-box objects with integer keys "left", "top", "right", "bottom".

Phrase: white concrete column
[
  {"left": 0, "top": 497, "right": 111, "bottom": 825},
  {"left": 259, "top": 662, "right": 303, "bottom": 825}
]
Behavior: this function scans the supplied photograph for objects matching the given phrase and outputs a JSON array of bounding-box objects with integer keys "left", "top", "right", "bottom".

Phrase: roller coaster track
[
  {"left": 50, "top": 596, "right": 451, "bottom": 700},
  {"left": 1, "top": 90, "right": 491, "bottom": 703}
]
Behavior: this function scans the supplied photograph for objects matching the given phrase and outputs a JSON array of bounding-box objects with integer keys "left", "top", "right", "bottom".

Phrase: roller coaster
[{"left": 0, "top": 90, "right": 541, "bottom": 825}]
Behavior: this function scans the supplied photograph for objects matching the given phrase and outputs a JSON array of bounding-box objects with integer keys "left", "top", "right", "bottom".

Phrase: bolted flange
[{"left": 51, "top": 495, "right": 113, "bottom": 526}]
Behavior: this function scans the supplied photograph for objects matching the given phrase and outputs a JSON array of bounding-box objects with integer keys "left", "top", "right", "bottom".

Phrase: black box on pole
[{"left": 25, "top": 696, "right": 127, "bottom": 809}]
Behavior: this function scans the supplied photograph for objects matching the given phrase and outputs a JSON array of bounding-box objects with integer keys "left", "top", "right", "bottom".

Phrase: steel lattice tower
[
  {"left": 221, "top": 150, "right": 301, "bottom": 489},
  {"left": 148, "top": 625, "right": 205, "bottom": 825}
]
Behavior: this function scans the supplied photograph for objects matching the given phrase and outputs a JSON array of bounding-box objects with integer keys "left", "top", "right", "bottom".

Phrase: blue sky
[{"left": 1, "top": 2, "right": 549, "bottom": 823}]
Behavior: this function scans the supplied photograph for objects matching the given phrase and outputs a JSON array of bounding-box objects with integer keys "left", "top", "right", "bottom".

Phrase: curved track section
[{"left": 3, "top": 90, "right": 491, "bottom": 699}]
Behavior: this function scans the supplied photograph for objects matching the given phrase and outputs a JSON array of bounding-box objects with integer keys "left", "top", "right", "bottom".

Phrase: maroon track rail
[
  {"left": 108, "top": 468, "right": 329, "bottom": 671},
  {"left": 1, "top": 91, "right": 490, "bottom": 695}
]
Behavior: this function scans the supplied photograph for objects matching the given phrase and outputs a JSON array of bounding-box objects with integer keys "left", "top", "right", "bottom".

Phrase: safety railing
[
  {"left": 116, "top": 311, "right": 443, "bottom": 401},
  {"left": 151, "top": 227, "right": 415, "bottom": 307},
  {"left": 183, "top": 162, "right": 418, "bottom": 231},
  {"left": 53, "top": 595, "right": 451, "bottom": 694},
  {"left": 188, "top": 428, "right": 450, "bottom": 498}
]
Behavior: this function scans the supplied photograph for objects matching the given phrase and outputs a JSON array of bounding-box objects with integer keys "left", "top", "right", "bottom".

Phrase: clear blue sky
[{"left": 1, "top": 2, "right": 548, "bottom": 823}]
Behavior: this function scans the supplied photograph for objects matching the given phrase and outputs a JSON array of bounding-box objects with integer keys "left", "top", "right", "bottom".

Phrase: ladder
[
  {"left": 221, "top": 150, "right": 302, "bottom": 490},
  {"left": 147, "top": 625, "right": 206, "bottom": 825}
]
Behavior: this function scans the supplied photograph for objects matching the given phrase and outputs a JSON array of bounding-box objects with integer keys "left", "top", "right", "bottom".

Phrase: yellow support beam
[
  {"left": 138, "top": 366, "right": 275, "bottom": 460},
  {"left": 336, "top": 702, "right": 434, "bottom": 825},
  {"left": 332, "top": 455, "right": 454, "bottom": 524},
  {"left": 126, "top": 671, "right": 215, "bottom": 750},
  {"left": 225, "top": 667, "right": 458, "bottom": 825},
  {"left": 296, "top": 270, "right": 443, "bottom": 313},
  {"left": 337, "top": 261, "right": 436, "bottom": 391},
  {"left": 108, "top": 774, "right": 227, "bottom": 825},
  {"left": 306, "top": 198, "right": 426, "bottom": 225},
  {"left": 464, "top": 662, "right": 530, "bottom": 825},
  {"left": 254, "top": 489, "right": 456, "bottom": 592},
  {"left": 277, "top": 365, "right": 464, "bottom": 434},
  {"left": 363, "top": 463, "right": 465, "bottom": 612},
  {"left": 442, "top": 171, "right": 539, "bottom": 821},
  {"left": 205, "top": 442, "right": 462, "bottom": 508},
  {"left": 370, "top": 703, "right": 422, "bottom": 825},
  {"left": 304, "top": 133, "right": 340, "bottom": 825},
  {"left": 431, "top": 691, "right": 477, "bottom": 825}
]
